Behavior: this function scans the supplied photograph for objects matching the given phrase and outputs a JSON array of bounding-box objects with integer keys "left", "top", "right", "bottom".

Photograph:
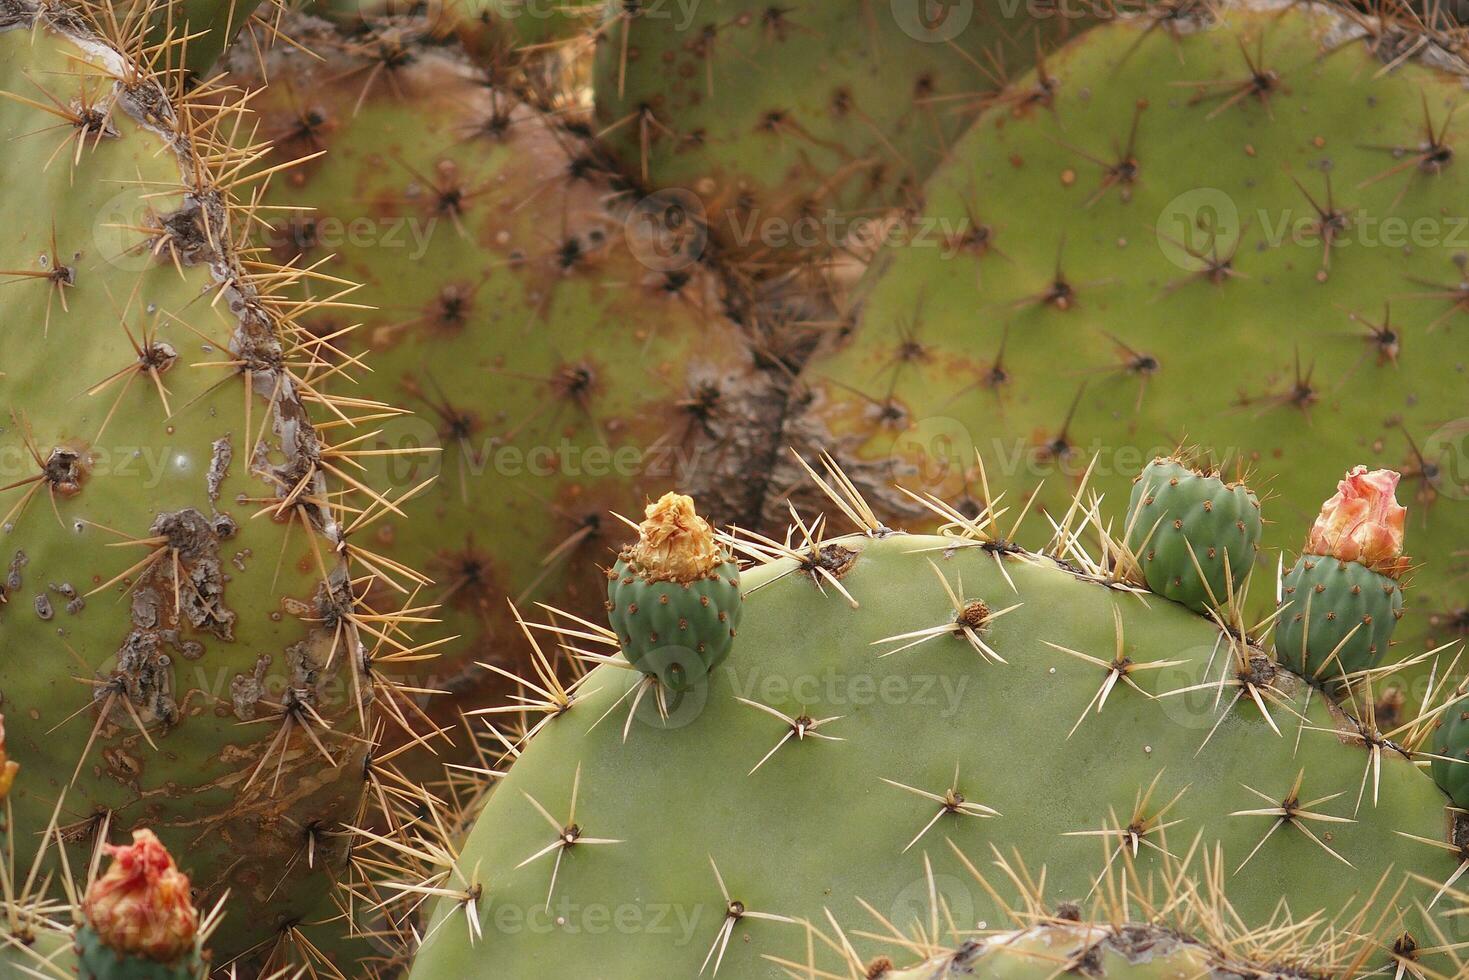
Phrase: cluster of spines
[{"left": 0, "top": 0, "right": 453, "bottom": 970}]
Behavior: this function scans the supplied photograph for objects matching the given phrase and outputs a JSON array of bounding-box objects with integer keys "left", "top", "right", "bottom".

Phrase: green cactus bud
[
  {"left": 1125, "top": 457, "right": 1261, "bottom": 613},
  {"left": 1431, "top": 694, "right": 1469, "bottom": 809},
  {"left": 607, "top": 492, "right": 741, "bottom": 691}
]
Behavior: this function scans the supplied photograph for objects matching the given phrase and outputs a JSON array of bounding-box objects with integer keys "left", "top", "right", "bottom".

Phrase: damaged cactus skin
[{"left": 0, "top": 0, "right": 413, "bottom": 963}]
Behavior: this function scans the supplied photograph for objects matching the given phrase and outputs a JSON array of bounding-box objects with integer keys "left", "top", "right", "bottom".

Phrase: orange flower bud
[
  {"left": 83, "top": 829, "right": 199, "bottom": 963},
  {"left": 0, "top": 715, "right": 17, "bottom": 801},
  {"left": 1305, "top": 466, "right": 1409, "bottom": 578}
]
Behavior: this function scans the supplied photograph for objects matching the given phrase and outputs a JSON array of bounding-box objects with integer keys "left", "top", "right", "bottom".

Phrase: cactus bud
[
  {"left": 83, "top": 830, "right": 199, "bottom": 964},
  {"left": 1304, "top": 466, "right": 1409, "bottom": 578},
  {"left": 0, "top": 714, "right": 18, "bottom": 801},
  {"left": 607, "top": 493, "right": 742, "bottom": 691},
  {"left": 1276, "top": 466, "right": 1409, "bottom": 679}
]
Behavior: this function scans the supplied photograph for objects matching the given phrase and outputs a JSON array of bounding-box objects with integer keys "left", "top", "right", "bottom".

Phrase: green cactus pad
[
  {"left": 592, "top": 0, "right": 1095, "bottom": 267},
  {"left": 779, "top": 1, "right": 1469, "bottom": 682},
  {"left": 1125, "top": 458, "right": 1261, "bottom": 613},
  {"left": 607, "top": 556, "right": 742, "bottom": 689},
  {"left": 1276, "top": 553, "right": 1405, "bottom": 681},
  {"left": 1, "top": 927, "right": 77, "bottom": 978},
  {"left": 406, "top": 519, "right": 1465, "bottom": 978},
  {"left": 75, "top": 926, "right": 203, "bottom": 980},
  {"left": 0, "top": 0, "right": 415, "bottom": 964}
]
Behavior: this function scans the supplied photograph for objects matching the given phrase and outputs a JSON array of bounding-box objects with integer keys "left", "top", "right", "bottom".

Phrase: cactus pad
[
  {"left": 405, "top": 482, "right": 1467, "bottom": 978},
  {"left": 779, "top": 1, "right": 1469, "bottom": 681}
]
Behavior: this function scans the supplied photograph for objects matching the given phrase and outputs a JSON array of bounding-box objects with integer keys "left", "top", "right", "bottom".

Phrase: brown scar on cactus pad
[{"left": 0, "top": 0, "right": 446, "bottom": 968}]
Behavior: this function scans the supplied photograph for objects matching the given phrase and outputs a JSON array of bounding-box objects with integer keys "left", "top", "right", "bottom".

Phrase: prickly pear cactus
[
  {"left": 780, "top": 1, "right": 1469, "bottom": 673},
  {"left": 0, "top": 0, "right": 415, "bottom": 962},
  {"left": 229, "top": 13, "right": 781, "bottom": 728},
  {"left": 404, "top": 481, "right": 1469, "bottom": 978},
  {"left": 592, "top": 0, "right": 1097, "bottom": 266},
  {"left": 1125, "top": 456, "right": 1261, "bottom": 613}
]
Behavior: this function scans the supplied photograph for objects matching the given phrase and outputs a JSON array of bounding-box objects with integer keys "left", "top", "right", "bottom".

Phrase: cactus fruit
[
  {"left": 779, "top": 0, "right": 1469, "bottom": 677},
  {"left": 404, "top": 473, "right": 1469, "bottom": 978},
  {"left": 1276, "top": 466, "right": 1410, "bottom": 681},
  {"left": 229, "top": 13, "right": 781, "bottom": 730},
  {"left": 1432, "top": 693, "right": 1469, "bottom": 808},
  {"left": 0, "top": 0, "right": 427, "bottom": 963},
  {"left": 1124, "top": 457, "right": 1261, "bottom": 614},
  {"left": 606, "top": 492, "right": 743, "bottom": 691},
  {"left": 592, "top": 0, "right": 1097, "bottom": 267}
]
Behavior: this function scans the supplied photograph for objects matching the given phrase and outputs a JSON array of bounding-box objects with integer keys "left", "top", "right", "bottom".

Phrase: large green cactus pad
[
  {"left": 0, "top": 0, "right": 403, "bottom": 963},
  {"left": 407, "top": 525, "right": 1465, "bottom": 978}
]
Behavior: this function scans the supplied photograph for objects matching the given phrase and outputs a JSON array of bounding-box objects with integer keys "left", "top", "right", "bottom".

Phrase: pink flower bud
[
  {"left": 84, "top": 829, "right": 198, "bottom": 963},
  {"left": 1305, "top": 466, "right": 1409, "bottom": 578}
]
